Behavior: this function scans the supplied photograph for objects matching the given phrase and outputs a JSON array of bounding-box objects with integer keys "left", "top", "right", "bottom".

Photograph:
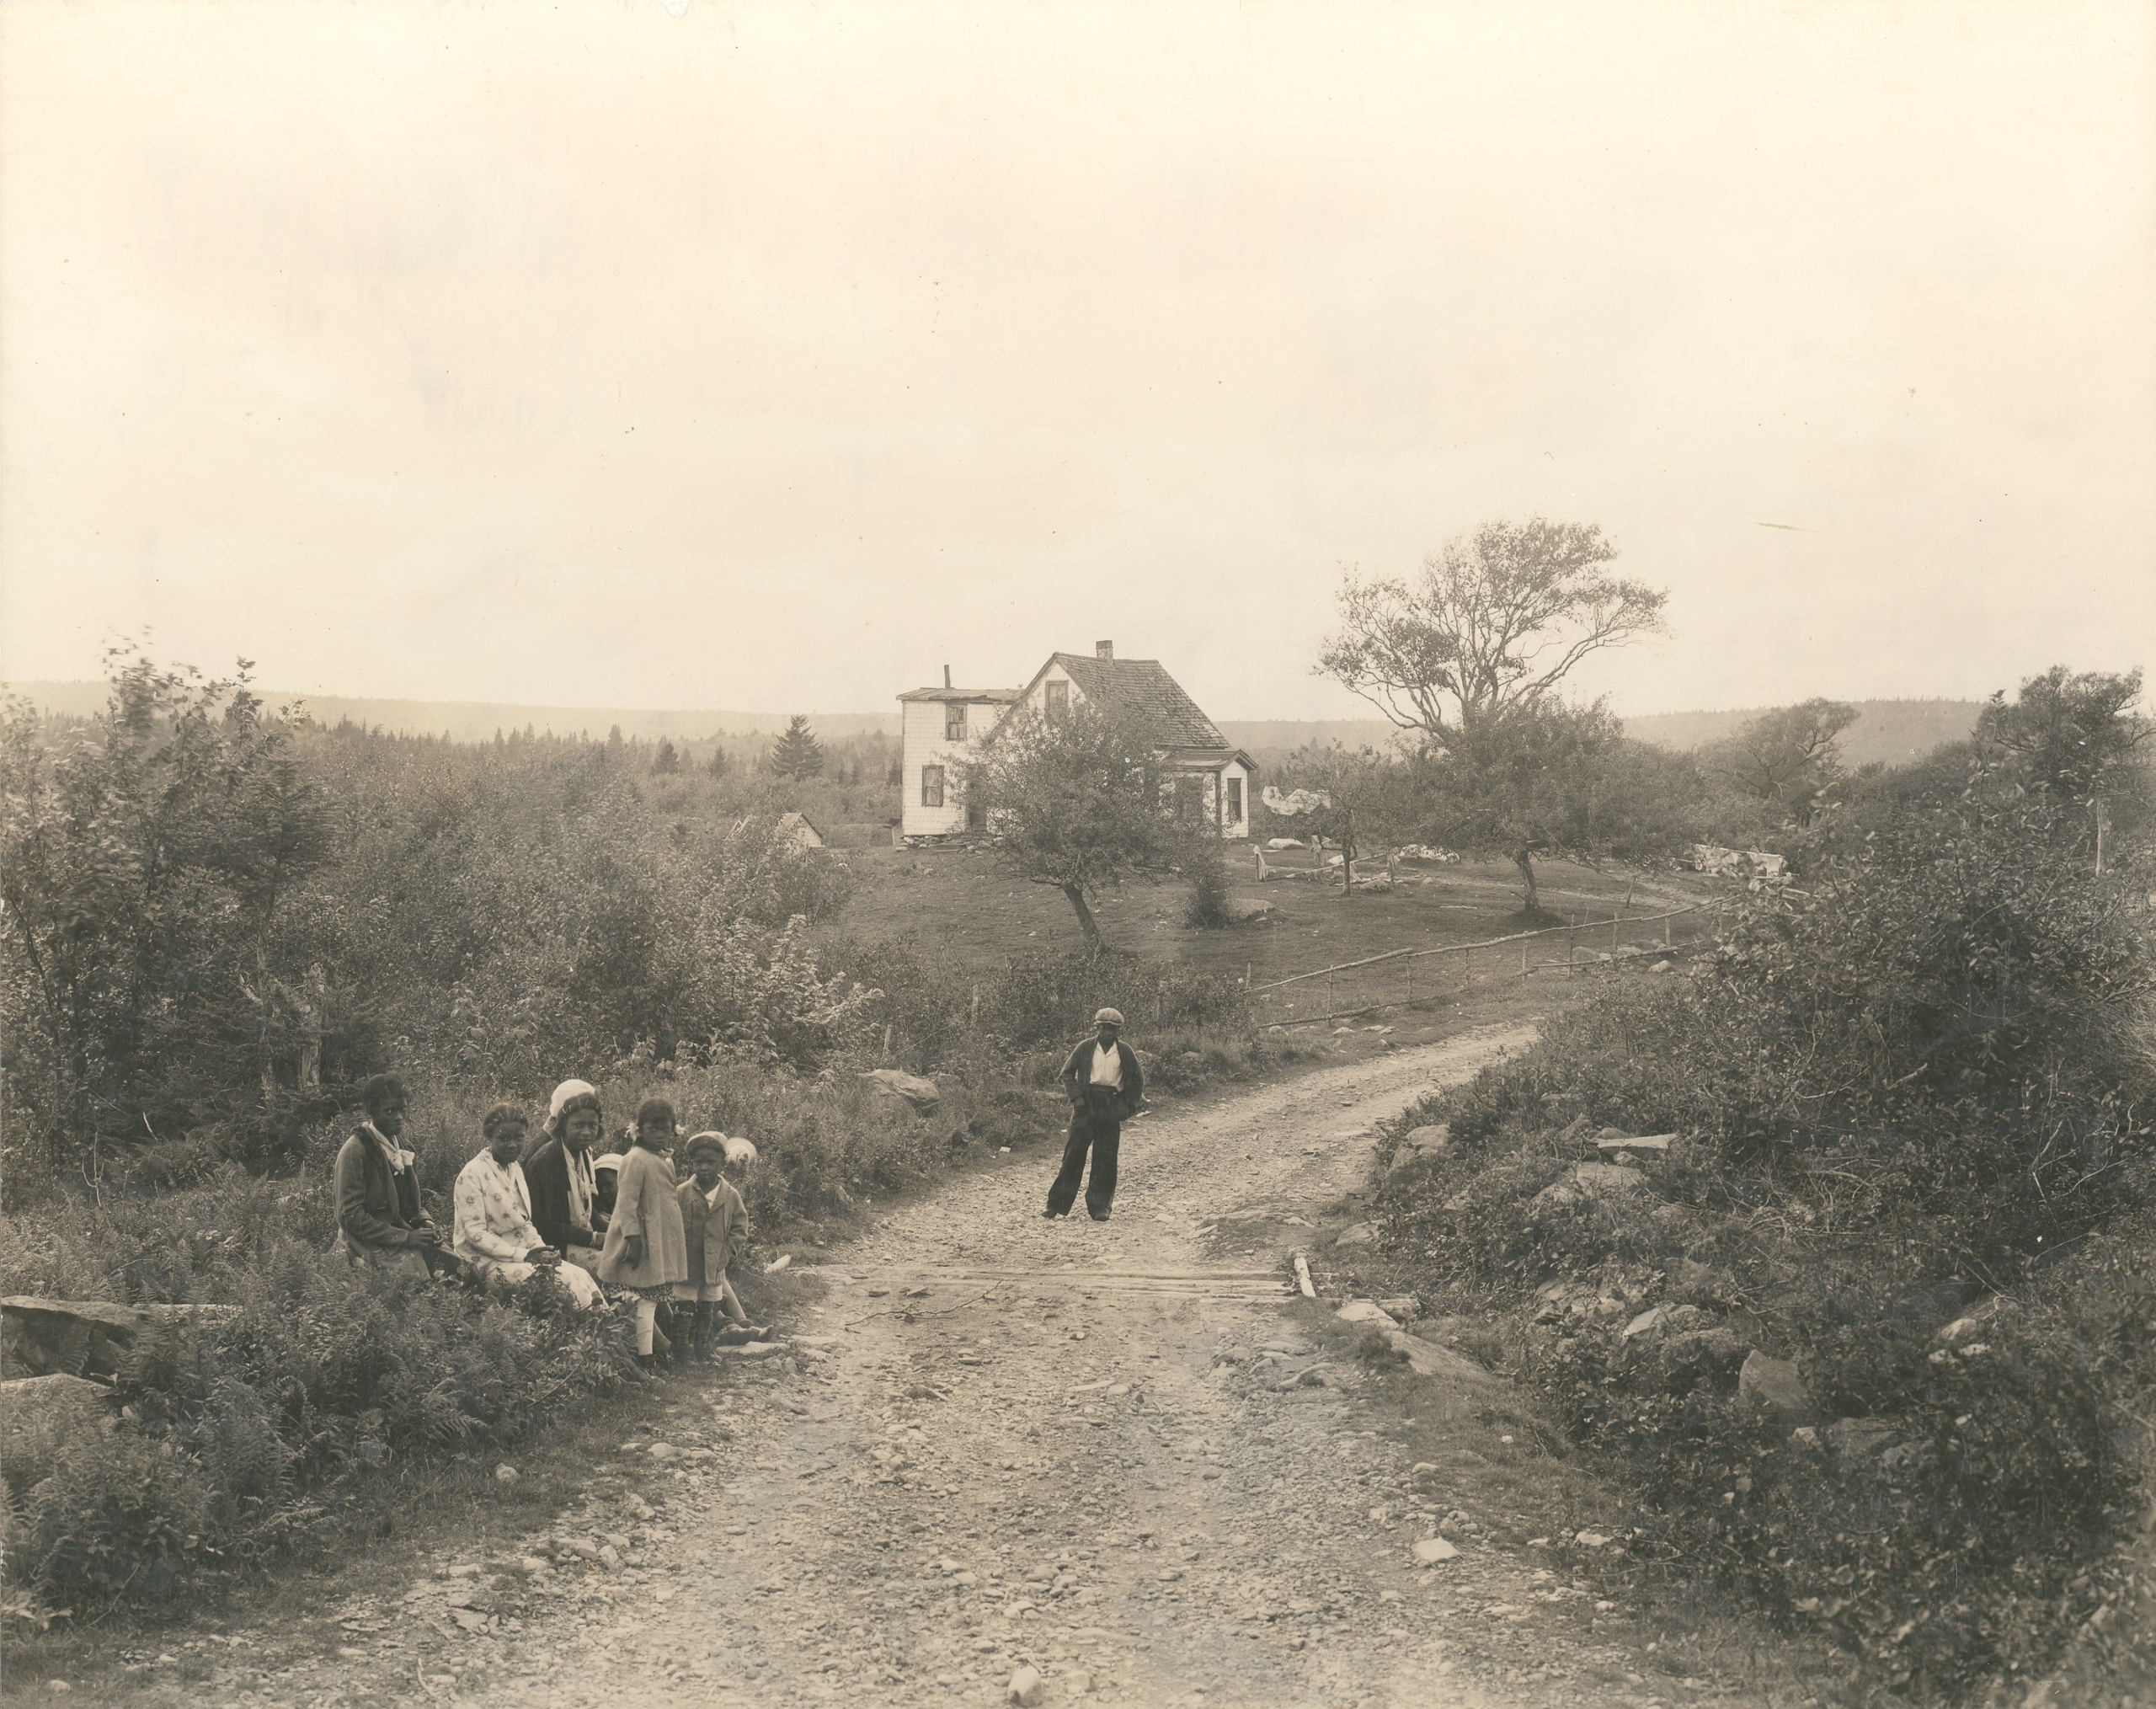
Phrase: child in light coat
[
  {"left": 597, "top": 1098, "right": 690, "bottom": 1370},
  {"left": 675, "top": 1132, "right": 755, "bottom": 1360}
]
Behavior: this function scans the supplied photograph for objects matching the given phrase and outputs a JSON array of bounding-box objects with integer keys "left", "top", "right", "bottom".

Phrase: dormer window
[
  {"left": 1045, "top": 681, "right": 1069, "bottom": 718},
  {"left": 946, "top": 702, "right": 967, "bottom": 742}
]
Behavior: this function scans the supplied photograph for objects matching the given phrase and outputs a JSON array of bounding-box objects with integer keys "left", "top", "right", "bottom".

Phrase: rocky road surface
[{"left": 100, "top": 1025, "right": 1786, "bottom": 1709}]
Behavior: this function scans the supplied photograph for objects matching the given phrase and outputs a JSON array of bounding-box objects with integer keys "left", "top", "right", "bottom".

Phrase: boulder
[
  {"left": 1, "top": 1374, "right": 117, "bottom": 1482},
  {"left": 1221, "top": 899, "right": 1276, "bottom": 925},
  {"left": 1823, "top": 1416, "right": 1899, "bottom": 1464},
  {"left": 1412, "top": 1537, "right": 1459, "bottom": 1565},
  {"left": 1007, "top": 1665, "right": 1045, "bottom": 1706},
  {"left": 860, "top": 1070, "right": 940, "bottom": 1113},
  {"left": 1332, "top": 1223, "right": 1375, "bottom": 1247},
  {"left": 1737, "top": 1351, "right": 1813, "bottom": 1423},
  {"left": 1386, "top": 1332, "right": 1497, "bottom": 1386},
  {"left": 1, "top": 1296, "right": 235, "bottom": 1380},
  {"left": 1376, "top": 1295, "right": 1421, "bottom": 1321},
  {"left": 1335, "top": 1300, "right": 1399, "bottom": 1329},
  {"left": 1622, "top": 1303, "right": 1705, "bottom": 1341}
]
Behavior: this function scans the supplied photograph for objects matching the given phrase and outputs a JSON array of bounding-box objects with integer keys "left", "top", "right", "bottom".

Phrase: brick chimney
[
  {"left": 943, "top": 665, "right": 952, "bottom": 688},
  {"left": 1095, "top": 640, "right": 1113, "bottom": 660}
]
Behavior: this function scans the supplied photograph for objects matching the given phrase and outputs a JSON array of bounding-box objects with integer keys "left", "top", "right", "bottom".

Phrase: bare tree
[{"left": 1316, "top": 518, "right": 1667, "bottom": 745}]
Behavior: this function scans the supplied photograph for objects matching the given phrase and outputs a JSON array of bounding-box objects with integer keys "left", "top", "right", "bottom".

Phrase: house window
[
  {"left": 921, "top": 765, "right": 945, "bottom": 808},
  {"left": 1044, "top": 680, "right": 1069, "bottom": 718},
  {"left": 1226, "top": 777, "right": 1243, "bottom": 823},
  {"left": 946, "top": 702, "right": 967, "bottom": 742}
]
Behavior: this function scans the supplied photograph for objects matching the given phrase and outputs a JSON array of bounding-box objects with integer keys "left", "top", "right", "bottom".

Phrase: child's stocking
[{"left": 632, "top": 1297, "right": 657, "bottom": 1356}]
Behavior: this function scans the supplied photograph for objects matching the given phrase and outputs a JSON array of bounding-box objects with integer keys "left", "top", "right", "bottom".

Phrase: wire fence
[{"left": 1245, "top": 904, "right": 1716, "bottom": 1029}]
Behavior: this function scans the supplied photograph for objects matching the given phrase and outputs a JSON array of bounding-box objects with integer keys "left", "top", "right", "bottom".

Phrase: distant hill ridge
[
  {"left": 6, "top": 681, "right": 1982, "bottom": 767},
  {"left": 1224, "top": 700, "right": 1984, "bottom": 770}
]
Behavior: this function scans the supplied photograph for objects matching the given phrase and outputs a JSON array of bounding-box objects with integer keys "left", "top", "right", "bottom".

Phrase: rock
[
  {"left": 1412, "top": 1537, "right": 1459, "bottom": 1565},
  {"left": 1387, "top": 1332, "right": 1496, "bottom": 1385},
  {"left": 1222, "top": 899, "right": 1276, "bottom": 924},
  {"left": 1332, "top": 1223, "right": 1375, "bottom": 1247},
  {"left": 0, "top": 1296, "right": 236, "bottom": 1379},
  {"left": 1, "top": 1373, "right": 118, "bottom": 1481},
  {"left": 517, "top": 1556, "right": 552, "bottom": 1573},
  {"left": 1650, "top": 959, "right": 1673, "bottom": 973},
  {"left": 1335, "top": 1300, "right": 1400, "bottom": 1329},
  {"left": 861, "top": 1069, "right": 941, "bottom": 1114},
  {"left": 596, "top": 1546, "right": 622, "bottom": 1571},
  {"left": 647, "top": 1443, "right": 677, "bottom": 1461},
  {"left": 1066, "top": 1669, "right": 1093, "bottom": 1694},
  {"left": 1007, "top": 1664, "right": 1045, "bottom": 1706},
  {"left": 1737, "top": 1351, "right": 1813, "bottom": 1423},
  {"left": 494, "top": 1463, "right": 519, "bottom": 1483},
  {"left": 1595, "top": 1134, "right": 1673, "bottom": 1155},
  {"left": 1574, "top": 1530, "right": 1611, "bottom": 1548},
  {"left": 1572, "top": 1162, "right": 1650, "bottom": 1194},
  {"left": 1377, "top": 1295, "right": 1421, "bottom": 1321},
  {"left": 1823, "top": 1417, "right": 1899, "bottom": 1462},
  {"left": 1620, "top": 1306, "right": 1669, "bottom": 1341}
]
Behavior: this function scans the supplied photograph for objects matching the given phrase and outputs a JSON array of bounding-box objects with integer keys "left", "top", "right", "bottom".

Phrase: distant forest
[{"left": 4, "top": 680, "right": 1981, "bottom": 771}]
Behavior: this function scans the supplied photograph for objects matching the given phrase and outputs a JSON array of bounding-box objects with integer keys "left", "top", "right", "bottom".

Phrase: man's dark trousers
[{"left": 1048, "top": 1086, "right": 1121, "bottom": 1220}]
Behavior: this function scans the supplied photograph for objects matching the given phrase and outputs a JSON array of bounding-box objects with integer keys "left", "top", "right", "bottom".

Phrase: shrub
[{"left": 1369, "top": 774, "right": 2156, "bottom": 1699}]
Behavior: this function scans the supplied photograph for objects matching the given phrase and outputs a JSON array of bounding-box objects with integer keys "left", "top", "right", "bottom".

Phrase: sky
[{"left": 2, "top": 0, "right": 2151, "bottom": 724}]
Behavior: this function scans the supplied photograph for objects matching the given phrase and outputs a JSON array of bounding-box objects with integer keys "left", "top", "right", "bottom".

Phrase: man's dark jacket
[
  {"left": 1059, "top": 1039, "right": 1145, "bottom": 1121},
  {"left": 521, "top": 1134, "right": 601, "bottom": 1252}
]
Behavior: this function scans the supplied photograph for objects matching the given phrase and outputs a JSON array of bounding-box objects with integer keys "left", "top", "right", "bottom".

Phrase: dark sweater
[
  {"left": 1059, "top": 1039, "right": 1145, "bottom": 1121},
  {"left": 522, "top": 1134, "right": 603, "bottom": 1252},
  {"left": 333, "top": 1124, "right": 432, "bottom": 1252}
]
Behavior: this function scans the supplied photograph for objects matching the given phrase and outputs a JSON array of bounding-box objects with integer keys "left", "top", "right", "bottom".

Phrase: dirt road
[{"left": 119, "top": 1027, "right": 1792, "bottom": 1709}]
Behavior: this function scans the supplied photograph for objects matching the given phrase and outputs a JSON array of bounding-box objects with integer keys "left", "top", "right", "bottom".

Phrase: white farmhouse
[{"left": 897, "top": 641, "right": 1255, "bottom": 842}]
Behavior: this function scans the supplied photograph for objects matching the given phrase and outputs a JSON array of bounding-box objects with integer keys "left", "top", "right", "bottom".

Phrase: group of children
[
  {"left": 594, "top": 1096, "right": 761, "bottom": 1370},
  {"left": 446, "top": 1088, "right": 765, "bottom": 1371}
]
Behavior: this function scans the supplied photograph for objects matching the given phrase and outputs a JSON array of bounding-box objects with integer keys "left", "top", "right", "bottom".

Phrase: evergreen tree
[
  {"left": 653, "top": 739, "right": 680, "bottom": 774},
  {"left": 707, "top": 744, "right": 733, "bottom": 779},
  {"left": 767, "top": 715, "right": 825, "bottom": 780}
]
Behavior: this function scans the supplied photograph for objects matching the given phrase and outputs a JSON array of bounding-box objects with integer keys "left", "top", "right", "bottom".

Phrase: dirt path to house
[{"left": 97, "top": 1026, "right": 1813, "bottom": 1709}]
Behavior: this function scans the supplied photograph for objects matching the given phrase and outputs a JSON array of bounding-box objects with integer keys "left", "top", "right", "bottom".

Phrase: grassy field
[{"left": 822, "top": 841, "right": 1716, "bottom": 1006}]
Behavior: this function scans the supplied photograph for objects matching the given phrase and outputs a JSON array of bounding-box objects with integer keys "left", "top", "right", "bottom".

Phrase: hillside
[
  {"left": 0, "top": 681, "right": 894, "bottom": 743},
  {"left": 1624, "top": 698, "right": 1985, "bottom": 766},
  {"left": 8, "top": 681, "right": 1983, "bottom": 768}
]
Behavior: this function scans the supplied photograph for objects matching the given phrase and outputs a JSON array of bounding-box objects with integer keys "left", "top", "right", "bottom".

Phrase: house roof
[
  {"left": 1159, "top": 745, "right": 1257, "bottom": 772},
  {"left": 897, "top": 686, "right": 1022, "bottom": 703},
  {"left": 1027, "top": 652, "right": 1229, "bottom": 748}
]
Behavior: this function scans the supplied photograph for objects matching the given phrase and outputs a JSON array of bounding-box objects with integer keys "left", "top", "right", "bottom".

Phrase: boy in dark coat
[{"left": 1046, "top": 1008, "right": 1144, "bottom": 1220}]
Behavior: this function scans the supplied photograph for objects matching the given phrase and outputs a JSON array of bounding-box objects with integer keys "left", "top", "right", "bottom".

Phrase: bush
[
  {"left": 1183, "top": 850, "right": 1233, "bottom": 928},
  {"left": 1367, "top": 777, "right": 2156, "bottom": 1699}
]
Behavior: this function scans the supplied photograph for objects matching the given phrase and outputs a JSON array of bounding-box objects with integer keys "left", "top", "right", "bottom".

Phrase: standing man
[{"left": 1046, "top": 1008, "right": 1144, "bottom": 1221}]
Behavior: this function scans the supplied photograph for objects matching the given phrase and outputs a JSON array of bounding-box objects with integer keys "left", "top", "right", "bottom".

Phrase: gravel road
[{"left": 113, "top": 1024, "right": 1782, "bottom": 1709}]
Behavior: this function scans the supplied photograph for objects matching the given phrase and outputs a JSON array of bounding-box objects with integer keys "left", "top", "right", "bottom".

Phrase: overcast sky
[{"left": 2, "top": 0, "right": 2150, "bottom": 723}]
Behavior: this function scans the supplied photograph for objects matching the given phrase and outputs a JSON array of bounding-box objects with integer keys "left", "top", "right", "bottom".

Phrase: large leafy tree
[
  {"left": 1700, "top": 697, "right": 1859, "bottom": 828},
  {"left": 958, "top": 701, "right": 1203, "bottom": 953},
  {"left": 1317, "top": 517, "right": 1667, "bottom": 744},
  {"left": 1415, "top": 701, "right": 1693, "bottom": 915},
  {"left": 1975, "top": 665, "right": 2150, "bottom": 804},
  {"left": 0, "top": 651, "right": 332, "bottom": 1171}
]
